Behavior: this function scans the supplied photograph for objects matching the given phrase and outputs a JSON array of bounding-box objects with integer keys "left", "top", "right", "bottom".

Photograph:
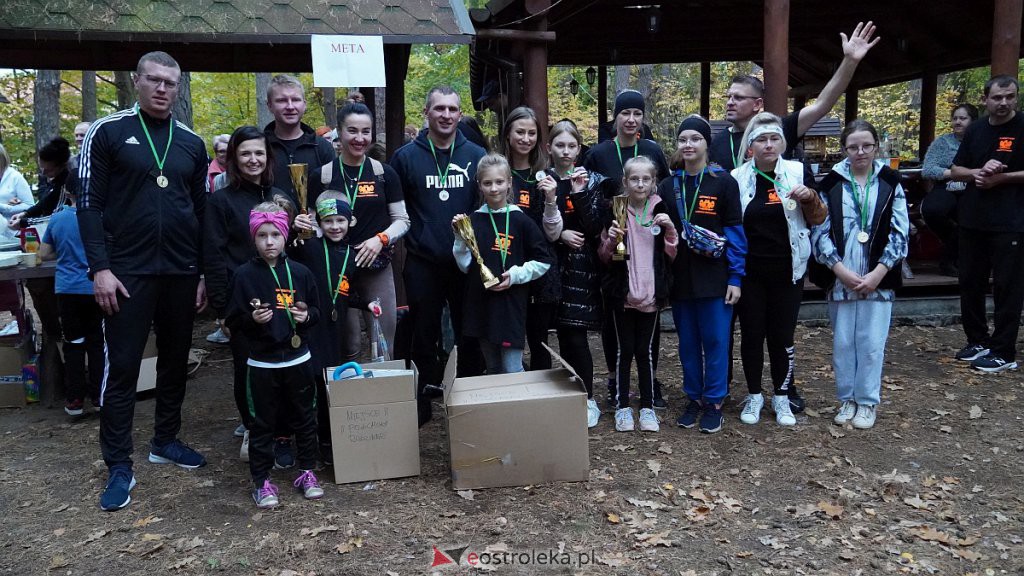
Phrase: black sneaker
[
  {"left": 676, "top": 400, "right": 702, "bottom": 428},
  {"left": 955, "top": 343, "right": 990, "bottom": 362},
  {"left": 787, "top": 387, "right": 806, "bottom": 414},
  {"left": 970, "top": 353, "right": 1019, "bottom": 373},
  {"left": 652, "top": 380, "right": 667, "bottom": 411},
  {"left": 148, "top": 439, "right": 207, "bottom": 469},
  {"left": 699, "top": 405, "right": 724, "bottom": 434},
  {"left": 274, "top": 437, "right": 295, "bottom": 469},
  {"left": 99, "top": 466, "right": 136, "bottom": 511}
]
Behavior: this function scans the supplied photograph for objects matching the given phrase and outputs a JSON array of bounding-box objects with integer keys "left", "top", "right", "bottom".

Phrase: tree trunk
[
  {"left": 375, "top": 87, "right": 386, "bottom": 142},
  {"left": 614, "top": 65, "right": 630, "bottom": 95},
  {"left": 81, "top": 71, "right": 97, "bottom": 121},
  {"left": 637, "top": 64, "right": 655, "bottom": 103},
  {"left": 171, "top": 71, "right": 193, "bottom": 128},
  {"left": 33, "top": 70, "right": 62, "bottom": 152},
  {"left": 114, "top": 71, "right": 136, "bottom": 109},
  {"left": 322, "top": 87, "right": 337, "bottom": 128},
  {"left": 256, "top": 73, "right": 273, "bottom": 130}
]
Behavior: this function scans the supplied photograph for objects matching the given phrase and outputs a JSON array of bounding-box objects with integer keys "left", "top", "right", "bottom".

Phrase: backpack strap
[
  {"left": 321, "top": 162, "right": 333, "bottom": 186},
  {"left": 369, "top": 157, "right": 385, "bottom": 178}
]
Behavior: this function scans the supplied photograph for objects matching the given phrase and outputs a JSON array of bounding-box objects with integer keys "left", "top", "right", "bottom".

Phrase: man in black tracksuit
[
  {"left": 391, "top": 87, "right": 486, "bottom": 423},
  {"left": 262, "top": 74, "right": 336, "bottom": 207},
  {"left": 78, "top": 52, "right": 209, "bottom": 511}
]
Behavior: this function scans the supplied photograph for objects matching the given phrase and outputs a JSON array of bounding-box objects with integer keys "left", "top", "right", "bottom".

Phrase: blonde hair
[
  {"left": 740, "top": 112, "right": 787, "bottom": 162},
  {"left": 267, "top": 74, "right": 305, "bottom": 102},
  {"left": 476, "top": 152, "right": 512, "bottom": 181},
  {"left": 622, "top": 155, "right": 657, "bottom": 180},
  {"left": 0, "top": 142, "right": 9, "bottom": 176}
]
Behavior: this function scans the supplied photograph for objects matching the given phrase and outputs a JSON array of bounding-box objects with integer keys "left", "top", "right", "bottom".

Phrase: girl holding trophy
[
  {"left": 452, "top": 153, "right": 555, "bottom": 375},
  {"left": 599, "top": 156, "right": 678, "bottom": 433}
]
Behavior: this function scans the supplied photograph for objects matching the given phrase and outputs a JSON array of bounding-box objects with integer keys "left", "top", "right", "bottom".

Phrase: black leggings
[
  {"left": 247, "top": 361, "right": 318, "bottom": 482},
  {"left": 526, "top": 301, "right": 557, "bottom": 370},
  {"left": 737, "top": 262, "right": 803, "bottom": 395},
  {"left": 556, "top": 326, "right": 594, "bottom": 397},
  {"left": 612, "top": 308, "right": 658, "bottom": 409},
  {"left": 602, "top": 297, "right": 661, "bottom": 378}
]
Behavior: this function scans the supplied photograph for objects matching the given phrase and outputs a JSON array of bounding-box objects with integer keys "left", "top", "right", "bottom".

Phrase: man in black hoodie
[
  {"left": 391, "top": 86, "right": 486, "bottom": 422},
  {"left": 262, "top": 74, "right": 336, "bottom": 207}
]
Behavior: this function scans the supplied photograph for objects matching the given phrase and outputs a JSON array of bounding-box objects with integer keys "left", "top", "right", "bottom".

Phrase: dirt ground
[{"left": 1, "top": 317, "right": 1022, "bottom": 576}]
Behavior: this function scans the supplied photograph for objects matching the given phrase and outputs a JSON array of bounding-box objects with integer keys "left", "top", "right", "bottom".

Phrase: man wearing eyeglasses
[
  {"left": 949, "top": 75, "right": 1024, "bottom": 373},
  {"left": 709, "top": 22, "right": 880, "bottom": 172},
  {"left": 78, "top": 51, "right": 210, "bottom": 512}
]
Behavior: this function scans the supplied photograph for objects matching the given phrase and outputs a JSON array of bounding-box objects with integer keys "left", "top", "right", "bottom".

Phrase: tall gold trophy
[
  {"left": 612, "top": 195, "right": 630, "bottom": 261},
  {"left": 453, "top": 216, "right": 500, "bottom": 288},
  {"left": 288, "top": 163, "right": 314, "bottom": 240}
]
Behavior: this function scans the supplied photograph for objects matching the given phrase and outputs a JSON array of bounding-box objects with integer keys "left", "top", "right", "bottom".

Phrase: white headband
[{"left": 746, "top": 124, "right": 786, "bottom": 150}]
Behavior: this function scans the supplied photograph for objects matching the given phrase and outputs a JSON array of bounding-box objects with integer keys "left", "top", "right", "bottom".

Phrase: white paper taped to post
[{"left": 311, "top": 35, "right": 386, "bottom": 88}]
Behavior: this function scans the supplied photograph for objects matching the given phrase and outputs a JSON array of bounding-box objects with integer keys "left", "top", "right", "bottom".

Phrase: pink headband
[{"left": 249, "top": 210, "right": 290, "bottom": 240}]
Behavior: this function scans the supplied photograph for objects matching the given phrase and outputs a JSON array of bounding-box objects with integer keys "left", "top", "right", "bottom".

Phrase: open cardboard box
[
  {"left": 325, "top": 359, "right": 421, "bottom": 484},
  {"left": 0, "top": 345, "right": 27, "bottom": 407},
  {"left": 441, "top": 343, "right": 589, "bottom": 490}
]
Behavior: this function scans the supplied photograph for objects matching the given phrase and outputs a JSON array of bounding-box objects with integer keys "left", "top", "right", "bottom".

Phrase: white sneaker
[
  {"left": 834, "top": 401, "right": 858, "bottom": 425},
  {"left": 739, "top": 393, "right": 764, "bottom": 424},
  {"left": 206, "top": 327, "right": 230, "bottom": 344},
  {"left": 851, "top": 404, "right": 877, "bottom": 429},
  {"left": 638, "top": 408, "right": 660, "bottom": 432},
  {"left": 614, "top": 408, "right": 635, "bottom": 432},
  {"left": 586, "top": 398, "right": 600, "bottom": 428},
  {"left": 772, "top": 395, "right": 796, "bottom": 426},
  {"left": 240, "top": 430, "right": 250, "bottom": 462}
]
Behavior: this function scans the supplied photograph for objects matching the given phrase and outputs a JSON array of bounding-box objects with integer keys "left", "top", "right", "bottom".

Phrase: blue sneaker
[
  {"left": 699, "top": 405, "right": 724, "bottom": 434},
  {"left": 99, "top": 467, "right": 136, "bottom": 511},
  {"left": 274, "top": 437, "right": 295, "bottom": 469},
  {"left": 148, "top": 439, "right": 207, "bottom": 469},
  {"left": 676, "top": 400, "right": 702, "bottom": 428}
]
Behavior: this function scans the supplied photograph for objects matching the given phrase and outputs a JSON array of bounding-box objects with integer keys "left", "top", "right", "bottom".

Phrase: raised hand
[{"left": 840, "top": 21, "right": 880, "bottom": 62}]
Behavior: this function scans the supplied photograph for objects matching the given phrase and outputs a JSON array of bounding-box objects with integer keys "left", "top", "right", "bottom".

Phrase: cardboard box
[
  {"left": 442, "top": 344, "right": 589, "bottom": 490},
  {"left": 0, "top": 345, "right": 27, "bottom": 408},
  {"left": 325, "top": 360, "right": 420, "bottom": 484},
  {"left": 136, "top": 332, "right": 159, "bottom": 393}
]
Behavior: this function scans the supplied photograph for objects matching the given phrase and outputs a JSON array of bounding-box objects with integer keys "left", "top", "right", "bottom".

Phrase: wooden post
[
  {"left": 598, "top": 65, "right": 608, "bottom": 127},
  {"left": 361, "top": 87, "right": 376, "bottom": 137},
  {"left": 700, "top": 62, "right": 711, "bottom": 118},
  {"left": 845, "top": 88, "right": 859, "bottom": 124},
  {"left": 384, "top": 44, "right": 410, "bottom": 162},
  {"left": 763, "top": 0, "right": 790, "bottom": 115},
  {"left": 919, "top": 72, "right": 938, "bottom": 161},
  {"left": 992, "top": 0, "right": 1024, "bottom": 77},
  {"left": 522, "top": 0, "right": 551, "bottom": 134}
]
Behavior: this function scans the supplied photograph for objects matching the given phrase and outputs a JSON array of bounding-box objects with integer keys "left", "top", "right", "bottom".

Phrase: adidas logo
[{"left": 125, "top": 136, "right": 140, "bottom": 145}]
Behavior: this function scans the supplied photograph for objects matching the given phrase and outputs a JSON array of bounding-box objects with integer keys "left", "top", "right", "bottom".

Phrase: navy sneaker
[
  {"left": 699, "top": 405, "right": 724, "bottom": 434},
  {"left": 955, "top": 343, "right": 990, "bottom": 362},
  {"left": 971, "top": 353, "right": 1019, "bottom": 373},
  {"left": 788, "top": 387, "right": 806, "bottom": 414},
  {"left": 274, "top": 437, "right": 295, "bottom": 469},
  {"left": 676, "top": 400, "right": 702, "bottom": 428},
  {"left": 652, "top": 380, "right": 668, "bottom": 411},
  {"left": 148, "top": 439, "right": 207, "bottom": 469},
  {"left": 99, "top": 467, "right": 136, "bottom": 511}
]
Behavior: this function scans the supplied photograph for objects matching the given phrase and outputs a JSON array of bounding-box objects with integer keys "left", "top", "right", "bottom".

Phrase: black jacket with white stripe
[{"left": 77, "top": 106, "right": 208, "bottom": 276}]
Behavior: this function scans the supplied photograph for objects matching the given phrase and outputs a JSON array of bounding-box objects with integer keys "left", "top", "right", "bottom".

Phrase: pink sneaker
[
  {"left": 252, "top": 479, "right": 279, "bottom": 509},
  {"left": 293, "top": 470, "right": 324, "bottom": 500}
]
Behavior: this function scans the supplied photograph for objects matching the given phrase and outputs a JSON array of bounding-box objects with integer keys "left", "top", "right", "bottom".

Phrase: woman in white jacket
[
  {"left": 731, "top": 112, "right": 826, "bottom": 426},
  {"left": 0, "top": 143, "right": 35, "bottom": 222}
]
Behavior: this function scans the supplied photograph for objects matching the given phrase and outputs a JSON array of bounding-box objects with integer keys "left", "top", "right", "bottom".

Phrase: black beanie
[
  {"left": 676, "top": 115, "right": 712, "bottom": 144},
  {"left": 613, "top": 90, "right": 645, "bottom": 117}
]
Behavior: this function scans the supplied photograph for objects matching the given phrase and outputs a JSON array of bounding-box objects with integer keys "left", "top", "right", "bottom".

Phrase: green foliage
[
  {"left": 404, "top": 44, "right": 470, "bottom": 129},
  {"left": 190, "top": 72, "right": 260, "bottom": 141}
]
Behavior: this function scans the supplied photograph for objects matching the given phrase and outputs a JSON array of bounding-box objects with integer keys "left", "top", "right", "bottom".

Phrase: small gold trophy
[
  {"left": 288, "top": 163, "right": 314, "bottom": 240},
  {"left": 453, "top": 215, "right": 500, "bottom": 289},
  {"left": 612, "top": 195, "right": 630, "bottom": 261}
]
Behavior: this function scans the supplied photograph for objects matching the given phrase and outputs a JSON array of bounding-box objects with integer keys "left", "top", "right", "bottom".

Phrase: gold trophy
[
  {"left": 612, "top": 195, "right": 630, "bottom": 261},
  {"left": 453, "top": 215, "right": 500, "bottom": 289},
  {"left": 288, "top": 163, "right": 314, "bottom": 240}
]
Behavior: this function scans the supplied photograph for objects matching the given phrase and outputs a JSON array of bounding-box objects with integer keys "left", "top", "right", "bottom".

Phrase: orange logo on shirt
[
  {"left": 491, "top": 233, "right": 514, "bottom": 253},
  {"left": 998, "top": 137, "right": 1015, "bottom": 152},
  {"left": 696, "top": 196, "right": 717, "bottom": 215},
  {"left": 356, "top": 182, "right": 377, "bottom": 197},
  {"left": 274, "top": 288, "right": 295, "bottom": 309},
  {"left": 767, "top": 189, "right": 782, "bottom": 204},
  {"left": 517, "top": 190, "right": 531, "bottom": 207},
  {"left": 565, "top": 197, "right": 575, "bottom": 213},
  {"left": 337, "top": 276, "right": 350, "bottom": 297}
]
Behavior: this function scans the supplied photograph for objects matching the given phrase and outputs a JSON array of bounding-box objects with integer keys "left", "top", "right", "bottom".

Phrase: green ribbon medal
[
  {"left": 429, "top": 138, "right": 458, "bottom": 202},
  {"left": 753, "top": 167, "right": 797, "bottom": 211},
  {"left": 850, "top": 167, "right": 874, "bottom": 244},
  {"left": 136, "top": 104, "right": 174, "bottom": 188},
  {"left": 323, "top": 239, "right": 350, "bottom": 322},
  {"left": 267, "top": 260, "right": 300, "bottom": 348},
  {"left": 487, "top": 206, "right": 511, "bottom": 271},
  {"left": 341, "top": 160, "right": 366, "bottom": 227}
]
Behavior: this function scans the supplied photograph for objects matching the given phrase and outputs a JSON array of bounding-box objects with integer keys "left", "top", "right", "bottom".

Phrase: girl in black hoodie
[{"left": 225, "top": 201, "right": 323, "bottom": 509}]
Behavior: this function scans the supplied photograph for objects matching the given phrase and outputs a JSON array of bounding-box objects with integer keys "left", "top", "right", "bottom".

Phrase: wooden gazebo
[{"left": 0, "top": 0, "right": 476, "bottom": 157}]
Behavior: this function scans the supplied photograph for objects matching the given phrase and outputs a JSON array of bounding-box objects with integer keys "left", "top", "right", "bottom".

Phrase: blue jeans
[
  {"left": 828, "top": 300, "right": 892, "bottom": 406},
  {"left": 672, "top": 298, "right": 732, "bottom": 405},
  {"left": 479, "top": 341, "right": 524, "bottom": 375}
]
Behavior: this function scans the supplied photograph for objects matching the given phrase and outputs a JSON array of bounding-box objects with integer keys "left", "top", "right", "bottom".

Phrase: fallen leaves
[
  {"left": 299, "top": 525, "right": 339, "bottom": 537},
  {"left": 456, "top": 490, "right": 475, "bottom": 501},
  {"left": 634, "top": 530, "right": 673, "bottom": 548},
  {"left": 606, "top": 512, "right": 621, "bottom": 524},
  {"left": 626, "top": 497, "right": 667, "bottom": 510},
  {"left": 817, "top": 501, "right": 844, "bottom": 519},
  {"left": 968, "top": 405, "right": 983, "bottom": 419},
  {"left": 645, "top": 460, "right": 661, "bottom": 477},
  {"left": 78, "top": 529, "right": 108, "bottom": 546},
  {"left": 335, "top": 536, "right": 364, "bottom": 554},
  {"left": 133, "top": 515, "right": 163, "bottom": 528},
  {"left": 903, "top": 494, "right": 931, "bottom": 510}
]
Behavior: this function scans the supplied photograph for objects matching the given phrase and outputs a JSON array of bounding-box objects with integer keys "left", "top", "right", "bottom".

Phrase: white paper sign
[{"left": 311, "top": 35, "right": 386, "bottom": 88}]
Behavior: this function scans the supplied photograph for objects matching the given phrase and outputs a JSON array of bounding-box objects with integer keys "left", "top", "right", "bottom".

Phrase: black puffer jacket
[{"left": 553, "top": 170, "right": 612, "bottom": 330}]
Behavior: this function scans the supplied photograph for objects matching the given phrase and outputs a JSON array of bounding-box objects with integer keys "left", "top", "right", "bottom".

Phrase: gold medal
[
  {"left": 785, "top": 199, "right": 797, "bottom": 211},
  {"left": 331, "top": 309, "right": 338, "bottom": 322},
  {"left": 290, "top": 334, "right": 301, "bottom": 348},
  {"left": 857, "top": 231, "right": 870, "bottom": 244},
  {"left": 349, "top": 215, "right": 357, "bottom": 227},
  {"left": 156, "top": 174, "right": 168, "bottom": 188}
]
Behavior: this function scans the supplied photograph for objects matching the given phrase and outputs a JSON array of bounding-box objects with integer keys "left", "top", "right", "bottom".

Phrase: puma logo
[{"left": 448, "top": 161, "right": 472, "bottom": 179}]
